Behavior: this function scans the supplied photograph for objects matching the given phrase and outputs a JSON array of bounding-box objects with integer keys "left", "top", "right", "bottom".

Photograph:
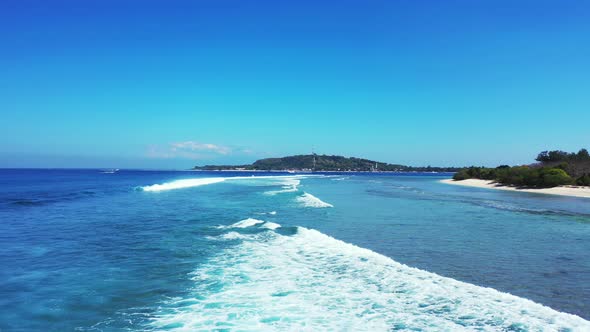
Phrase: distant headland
[{"left": 193, "top": 154, "right": 461, "bottom": 173}]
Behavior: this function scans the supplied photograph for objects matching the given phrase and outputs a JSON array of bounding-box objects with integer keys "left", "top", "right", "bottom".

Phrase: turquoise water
[{"left": 1, "top": 170, "right": 589, "bottom": 331}]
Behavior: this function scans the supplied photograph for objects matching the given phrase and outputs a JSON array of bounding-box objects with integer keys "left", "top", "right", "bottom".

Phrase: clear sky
[{"left": 1, "top": 0, "right": 589, "bottom": 169}]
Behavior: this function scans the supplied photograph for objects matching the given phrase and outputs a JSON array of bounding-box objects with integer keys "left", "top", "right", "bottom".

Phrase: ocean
[{"left": 1, "top": 169, "right": 589, "bottom": 331}]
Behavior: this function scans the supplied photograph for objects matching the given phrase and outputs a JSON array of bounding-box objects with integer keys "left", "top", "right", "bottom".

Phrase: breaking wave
[
  {"left": 296, "top": 192, "right": 334, "bottom": 208},
  {"left": 141, "top": 175, "right": 311, "bottom": 192},
  {"left": 151, "top": 226, "right": 589, "bottom": 331},
  {"left": 261, "top": 222, "right": 281, "bottom": 230},
  {"left": 264, "top": 178, "right": 301, "bottom": 195},
  {"left": 228, "top": 218, "right": 266, "bottom": 228},
  {"left": 215, "top": 218, "right": 281, "bottom": 231},
  {"left": 140, "top": 178, "right": 226, "bottom": 192}
]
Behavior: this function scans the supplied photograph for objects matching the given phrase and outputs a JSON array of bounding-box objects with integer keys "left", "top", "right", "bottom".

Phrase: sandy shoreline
[{"left": 441, "top": 178, "right": 590, "bottom": 199}]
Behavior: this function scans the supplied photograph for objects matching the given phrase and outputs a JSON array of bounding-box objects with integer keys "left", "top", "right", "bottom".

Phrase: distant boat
[{"left": 101, "top": 169, "right": 119, "bottom": 174}]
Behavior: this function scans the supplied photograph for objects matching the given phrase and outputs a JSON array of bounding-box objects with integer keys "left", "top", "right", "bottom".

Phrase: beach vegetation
[
  {"left": 536, "top": 149, "right": 590, "bottom": 163},
  {"left": 538, "top": 168, "right": 573, "bottom": 187},
  {"left": 454, "top": 165, "right": 573, "bottom": 188},
  {"left": 453, "top": 149, "right": 589, "bottom": 188},
  {"left": 577, "top": 174, "right": 590, "bottom": 186}
]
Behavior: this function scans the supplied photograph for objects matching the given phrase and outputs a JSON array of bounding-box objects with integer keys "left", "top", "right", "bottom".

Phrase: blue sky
[{"left": 1, "top": 0, "right": 589, "bottom": 168}]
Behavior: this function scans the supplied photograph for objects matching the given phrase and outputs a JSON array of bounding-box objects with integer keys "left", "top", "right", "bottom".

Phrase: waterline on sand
[{"left": 441, "top": 179, "right": 590, "bottom": 198}]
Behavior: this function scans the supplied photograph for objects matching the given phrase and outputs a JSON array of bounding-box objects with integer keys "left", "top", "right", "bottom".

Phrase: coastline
[
  {"left": 441, "top": 178, "right": 590, "bottom": 199},
  {"left": 191, "top": 169, "right": 451, "bottom": 174}
]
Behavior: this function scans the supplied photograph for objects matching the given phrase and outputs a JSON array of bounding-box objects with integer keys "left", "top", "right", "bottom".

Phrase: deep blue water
[{"left": 1, "top": 169, "right": 589, "bottom": 331}]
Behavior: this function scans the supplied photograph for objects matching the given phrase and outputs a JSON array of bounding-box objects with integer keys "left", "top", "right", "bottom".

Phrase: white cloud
[
  {"left": 170, "top": 141, "right": 231, "bottom": 155},
  {"left": 147, "top": 141, "right": 233, "bottom": 160}
]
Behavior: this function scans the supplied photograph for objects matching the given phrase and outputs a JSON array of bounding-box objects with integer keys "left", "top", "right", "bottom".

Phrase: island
[
  {"left": 442, "top": 149, "right": 590, "bottom": 198},
  {"left": 193, "top": 154, "right": 461, "bottom": 173}
]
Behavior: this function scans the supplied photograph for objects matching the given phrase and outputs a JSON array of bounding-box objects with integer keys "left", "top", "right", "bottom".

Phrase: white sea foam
[
  {"left": 151, "top": 227, "right": 590, "bottom": 331},
  {"left": 331, "top": 176, "right": 350, "bottom": 181},
  {"left": 207, "top": 231, "right": 260, "bottom": 241},
  {"left": 140, "top": 178, "right": 226, "bottom": 192},
  {"left": 228, "top": 218, "right": 265, "bottom": 228},
  {"left": 141, "top": 175, "right": 311, "bottom": 192},
  {"left": 210, "top": 220, "right": 280, "bottom": 240},
  {"left": 261, "top": 222, "right": 281, "bottom": 230},
  {"left": 296, "top": 192, "right": 333, "bottom": 208},
  {"left": 264, "top": 178, "right": 301, "bottom": 195},
  {"left": 256, "top": 211, "right": 278, "bottom": 216},
  {"left": 218, "top": 232, "right": 250, "bottom": 240}
]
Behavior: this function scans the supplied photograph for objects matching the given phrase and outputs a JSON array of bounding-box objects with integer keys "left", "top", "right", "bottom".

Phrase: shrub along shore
[{"left": 452, "top": 149, "right": 590, "bottom": 188}]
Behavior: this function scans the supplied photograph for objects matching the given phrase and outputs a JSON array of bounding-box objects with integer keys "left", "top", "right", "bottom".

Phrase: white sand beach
[{"left": 441, "top": 179, "right": 590, "bottom": 199}]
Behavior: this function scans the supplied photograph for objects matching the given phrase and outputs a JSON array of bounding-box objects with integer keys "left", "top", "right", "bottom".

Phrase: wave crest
[
  {"left": 296, "top": 192, "right": 333, "bottom": 208},
  {"left": 141, "top": 175, "right": 313, "bottom": 192},
  {"left": 140, "top": 178, "right": 226, "bottom": 192},
  {"left": 229, "top": 218, "right": 265, "bottom": 228},
  {"left": 151, "top": 227, "right": 589, "bottom": 331}
]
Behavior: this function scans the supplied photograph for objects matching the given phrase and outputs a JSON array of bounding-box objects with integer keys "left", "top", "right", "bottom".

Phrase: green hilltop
[{"left": 194, "top": 154, "right": 460, "bottom": 172}]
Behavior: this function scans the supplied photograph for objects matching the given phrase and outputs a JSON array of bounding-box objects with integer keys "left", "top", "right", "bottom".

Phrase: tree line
[
  {"left": 453, "top": 149, "right": 590, "bottom": 187},
  {"left": 535, "top": 149, "right": 590, "bottom": 163}
]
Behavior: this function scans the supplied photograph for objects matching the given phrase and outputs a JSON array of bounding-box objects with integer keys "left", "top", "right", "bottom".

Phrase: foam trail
[
  {"left": 228, "top": 218, "right": 265, "bottom": 228},
  {"left": 151, "top": 227, "right": 590, "bottom": 331},
  {"left": 264, "top": 178, "right": 301, "bottom": 195},
  {"left": 219, "top": 232, "right": 250, "bottom": 240},
  {"left": 206, "top": 232, "right": 255, "bottom": 241},
  {"left": 141, "top": 175, "right": 311, "bottom": 192},
  {"left": 296, "top": 192, "right": 333, "bottom": 208},
  {"left": 256, "top": 211, "right": 278, "bottom": 216},
  {"left": 331, "top": 176, "right": 350, "bottom": 181},
  {"left": 141, "top": 178, "right": 225, "bottom": 192},
  {"left": 261, "top": 222, "right": 281, "bottom": 230}
]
